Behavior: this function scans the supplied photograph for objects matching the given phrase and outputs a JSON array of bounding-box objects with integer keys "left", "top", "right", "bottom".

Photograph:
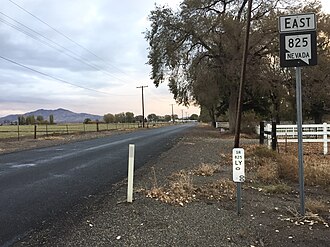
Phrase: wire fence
[{"left": 0, "top": 122, "right": 171, "bottom": 140}]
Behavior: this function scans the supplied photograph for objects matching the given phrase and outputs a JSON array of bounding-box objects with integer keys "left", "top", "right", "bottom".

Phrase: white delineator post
[{"left": 127, "top": 144, "right": 135, "bottom": 203}]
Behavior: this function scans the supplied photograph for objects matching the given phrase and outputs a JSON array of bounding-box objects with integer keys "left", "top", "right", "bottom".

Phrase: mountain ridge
[{"left": 0, "top": 108, "right": 103, "bottom": 124}]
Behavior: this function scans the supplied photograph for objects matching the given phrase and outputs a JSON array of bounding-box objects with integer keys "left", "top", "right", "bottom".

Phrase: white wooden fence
[{"left": 263, "top": 122, "right": 329, "bottom": 155}]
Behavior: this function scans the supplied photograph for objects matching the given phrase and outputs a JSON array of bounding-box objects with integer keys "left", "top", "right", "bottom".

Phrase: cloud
[{"left": 0, "top": 0, "right": 200, "bottom": 118}]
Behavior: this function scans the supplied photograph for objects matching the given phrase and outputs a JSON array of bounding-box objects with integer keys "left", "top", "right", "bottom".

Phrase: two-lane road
[{"left": 0, "top": 124, "right": 194, "bottom": 246}]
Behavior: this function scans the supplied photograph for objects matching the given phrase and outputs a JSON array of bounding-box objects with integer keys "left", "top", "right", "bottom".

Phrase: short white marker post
[
  {"left": 233, "top": 148, "right": 245, "bottom": 216},
  {"left": 127, "top": 144, "right": 135, "bottom": 203}
]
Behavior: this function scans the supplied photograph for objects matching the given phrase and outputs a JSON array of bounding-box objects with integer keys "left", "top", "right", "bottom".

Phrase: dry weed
[
  {"left": 193, "top": 163, "right": 219, "bottom": 176},
  {"left": 246, "top": 144, "right": 329, "bottom": 187},
  {"left": 196, "top": 178, "right": 236, "bottom": 200},
  {"left": 304, "top": 155, "right": 330, "bottom": 186},
  {"left": 285, "top": 206, "right": 328, "bottom": 227},
  {"left": 145, "top": 168, "right": 235, "bottom": 206},
  {"left": 306, "top": 198, "right": 330, "bottom": 214},
  {"left": 261, "top": 183, "right": 292, "bottom": 194},
  {"left": 256, "top": 160, "right": 279, "bottom": 183}
]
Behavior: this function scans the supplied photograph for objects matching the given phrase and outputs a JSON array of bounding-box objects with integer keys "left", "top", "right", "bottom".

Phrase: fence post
[
  {"left": 266, "top": 123, "right": 272, "bottom": 148},
  {"left": 323, "top": 122, "right": 328, "bottom": 155},
  {"left": 34, "top": 125, "right": 37, "bottom": 139},
  {"left": 259, "top": 121, "right": 264, "bottom": 145},
  {"left": 66, "top": 125, "right": 69, "bottom": 135},
  {"left": 271, "top": 121, "right": 277, "bottom": 151},
  {"left": 17, "top": 123, "right": 20, "bottom": 141},
  {"left": 96, "top": 122, "right": 99, "bottom": 132}
]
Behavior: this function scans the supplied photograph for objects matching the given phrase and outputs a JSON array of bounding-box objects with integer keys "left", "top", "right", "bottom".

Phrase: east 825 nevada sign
[{"left": 279, "top": 13, "right": 317, "bottom": 67}]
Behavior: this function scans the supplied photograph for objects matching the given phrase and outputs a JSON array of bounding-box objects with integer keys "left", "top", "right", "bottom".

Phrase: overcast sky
[
  {"left": 0, "top": 0, "right": 197, "bottom": 118},
  {"left": 0, "top": 0, "right": 329, "bottom": 118}
]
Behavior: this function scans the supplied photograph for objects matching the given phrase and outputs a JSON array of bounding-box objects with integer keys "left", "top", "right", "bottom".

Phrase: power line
[
  {"left": 9, "top": 0, "right": 129, "bottom": 76},
  {"left": 0, "top": 55, "right": 135, "bottom": 96},
  {"left": 0, "top": 12, "right": 128, "bottom": 83}
]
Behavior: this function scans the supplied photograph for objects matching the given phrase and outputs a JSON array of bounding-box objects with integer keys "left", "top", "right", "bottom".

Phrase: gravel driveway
[{"left": 11, "top": 125, "right": 330, "bottom": 247}]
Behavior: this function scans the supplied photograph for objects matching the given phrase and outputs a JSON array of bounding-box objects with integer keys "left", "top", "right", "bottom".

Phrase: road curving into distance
[{"left": 0, "top": 123, "right": 195, "bottom": 246}]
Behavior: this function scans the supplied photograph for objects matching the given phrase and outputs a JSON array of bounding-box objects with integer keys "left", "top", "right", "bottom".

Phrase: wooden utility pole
[
  {"left": 234, "top": 0, "right": 253, "bottom": 148},
  {"left": 137, "top": 85, "right": 148, "bottom": 128},
  {"left": 170, "top": 104, "right": 174, "bottom": 123},
  {"left": 234, "top": 0, "right": 253, "bottom": 216}
]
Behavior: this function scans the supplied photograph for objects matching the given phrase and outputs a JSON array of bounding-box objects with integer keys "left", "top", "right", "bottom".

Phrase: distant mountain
[{"left": 0, "top": 108, "right": 103, "bottom": 124}]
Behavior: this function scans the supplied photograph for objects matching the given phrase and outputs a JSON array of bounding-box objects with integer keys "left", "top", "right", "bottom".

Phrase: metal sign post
[
  {"left": 279, "top": 13, "right": 317, "bottom": 216},
  {"left": 295, "top": 67, "right": 305, "bottom": 215},
  {"left": 233, "top": 148, "right": 245, "bottom": 215}
]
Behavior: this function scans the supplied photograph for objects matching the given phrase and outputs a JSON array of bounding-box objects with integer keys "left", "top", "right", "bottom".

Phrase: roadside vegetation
[{"left": 142, "top": 128, "right": 329, "bottom": 225}]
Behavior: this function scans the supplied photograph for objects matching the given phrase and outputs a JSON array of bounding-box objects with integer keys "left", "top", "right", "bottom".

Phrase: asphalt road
[{"left": 0, "top": 124, "right": 194, "bottom": 246}]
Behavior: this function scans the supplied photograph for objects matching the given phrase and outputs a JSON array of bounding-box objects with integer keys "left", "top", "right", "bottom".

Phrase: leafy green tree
[
  {"left": 103, "top": 113, "right": 115, "bottom": 123},
  {"left": 114, "top": 113, "right": 126, "bottom": 123},
  {"left": 164, "top": 115, "right": 172, "bottom": 122},
  {"left": 189, "top": 114, "right": 198, "bottom": 121},
  {"left": 36, "top": 115, "right": 44, "bottom": 123},
  {"left": 135, "top": 115, "right": 144, "bottom": 122},
  {"left": 125, "top": 112, "right": 135, "bottom": 123},
  {"left": 301, "top": 4, "right": 330, "bottom": 123},
  {"left": 147, "top": 113, "right": 159, "bottom": 122},
  {"left": 145, "top": 0, "right": 301, "bottom": 131},
  {"left": 26, "top": 115, "right": 36, "bottom": 125},
  {"left": 18, "top": 116, "right": 26, "bottom": 125},
  {"left": 84, "top": 118, "right": 92, "bottom": 124},
  {"left": 49, "top": 114, "right": 54, "bottom": 124}
]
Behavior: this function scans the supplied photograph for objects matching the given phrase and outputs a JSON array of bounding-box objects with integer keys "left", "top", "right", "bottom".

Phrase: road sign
[
  {"left": 280, "top": 31, "right": 317, "bottom": 67},
  {"left": 279, "top": 13, "right": 317, "bottom": 67},
  {"left": 233, "top": 148, "right": 245, "bottom": 182},
  {"left": 278, "top": 13, "right": 318, "bottom": 215},
  {"left": 279, "top": 13, "right": 316, "bottom": 33}
]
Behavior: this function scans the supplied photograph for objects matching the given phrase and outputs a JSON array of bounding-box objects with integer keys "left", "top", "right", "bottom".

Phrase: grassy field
[{"left": 0, "top": 122, "right": 170, "bottom": 140}]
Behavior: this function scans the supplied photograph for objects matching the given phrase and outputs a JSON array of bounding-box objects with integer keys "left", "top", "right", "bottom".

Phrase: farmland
[{"left": 0, "top": 122, "right": 170, "bottom": 140}]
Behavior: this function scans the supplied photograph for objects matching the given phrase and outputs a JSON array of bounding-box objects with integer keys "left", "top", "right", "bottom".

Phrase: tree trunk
[
  {"left": 313, "top": 113, "right": 322, "bottom": 124},
  {"left": 209, "top": 107, "right": 216, "bottom": 128}
]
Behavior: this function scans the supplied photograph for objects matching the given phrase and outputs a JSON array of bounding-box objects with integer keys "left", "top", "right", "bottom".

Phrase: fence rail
[
  {"left": 0, "top": 122, "right": 172, "bottom": 140},
  {"left": 264, "top": 122, "right": 329, "bottom": 155}
]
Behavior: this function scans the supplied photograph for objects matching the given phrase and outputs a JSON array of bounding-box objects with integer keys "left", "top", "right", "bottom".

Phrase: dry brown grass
[
  {"left": 193, "top": 163, "right": 219, "bottom": 176},
  {"left": 145, "top": 166, "right": 235, "bottom": 206},
  {"left": 247, "top": 145, "right": 330, "bottom": 187},
  {"left": 196, "top": 179, "right": 236, "bottom": 200},
  {"left": 261, "top": 183, "right": 292, "bottom": 194},
  {"left": 306, "top": 198, "right": 330, "bottom": 214},
  {"left": 256, "top": 161, "right": 279, "bottom": 183},
  {"left": 304, "top": 155, "right": 330, "bottom": 186}
]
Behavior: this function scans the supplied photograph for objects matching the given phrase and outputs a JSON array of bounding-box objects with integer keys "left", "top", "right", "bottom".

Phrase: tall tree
[
  {"left": 49, "top": 114, "right": 54, "bottom": 124},
  {"left": 146, "top": 0, "right": 295, "bottom": 132},
  {"left": 147, "top": 113, "right": 159, "bottom": 122},
  {"left": 104, "top": 113, "right": 115, "bottom": 123},
  {"left": 114, "top": 113, "right": 126, "bottom": 123},
  {"left": 301, "top": 3, "right": 330, "bottom": 123},
  {"left": 125, "top": 112, "right": 135, "bottom": 123}
]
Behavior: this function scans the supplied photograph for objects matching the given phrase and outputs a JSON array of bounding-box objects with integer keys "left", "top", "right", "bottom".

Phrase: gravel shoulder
[{"left": 10, "top": 125, "right": 330, "bottom": 247}]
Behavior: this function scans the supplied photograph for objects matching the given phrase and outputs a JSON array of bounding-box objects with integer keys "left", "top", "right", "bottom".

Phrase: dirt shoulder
[{"left": 12, "top": 125, "right": 330, "bottom": 247}]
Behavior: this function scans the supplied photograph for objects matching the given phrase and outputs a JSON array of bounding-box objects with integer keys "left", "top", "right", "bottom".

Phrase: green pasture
[{"left": 0, "top": 122, "right": 170, "bottom": 140}]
